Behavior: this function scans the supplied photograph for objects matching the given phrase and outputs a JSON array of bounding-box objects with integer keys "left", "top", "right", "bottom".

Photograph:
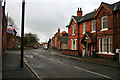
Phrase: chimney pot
[
  {"left": 80, "top": 8, "right": 82, "bottom": 11},
  {"left": 77, "top": 7, "right": 82, "bottom": 17},
  {"left": 78, "top": 7, "right": 79, "bottom": 11}
]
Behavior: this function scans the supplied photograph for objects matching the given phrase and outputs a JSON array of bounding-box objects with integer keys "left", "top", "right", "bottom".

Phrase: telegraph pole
[{"left": 20, "top": 0, "right": 25, "bottom": 68}]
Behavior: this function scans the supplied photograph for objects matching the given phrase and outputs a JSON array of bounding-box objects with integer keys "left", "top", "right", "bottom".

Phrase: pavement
[
  {"left": 2, "top": 50, "right": 37, "bottom": 80},
  {"left": 48, "top": 48, "right": 120, "bottom": 68}
]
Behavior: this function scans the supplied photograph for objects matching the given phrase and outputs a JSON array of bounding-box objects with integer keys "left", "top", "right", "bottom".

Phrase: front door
[
  {"left": 82, "top": 44, "right": 85, "bottom": 57},
  {"left": 87, "top": 43, "right": 91, "bottom": 56}
]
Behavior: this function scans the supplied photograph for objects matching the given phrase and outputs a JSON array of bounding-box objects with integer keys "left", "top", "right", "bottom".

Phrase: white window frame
[
  {"left": 72, "top": 25, "right": 75, "bottom": 35},
  {"left": 102, "top": 38, "right": 107, "bottom": 53},
  {"left": 83, "top": 23, "right": 86, "bottom": 34},
  {"left": 91, "top": 20, "right": 96, "bottom": 33},
  {"left": 99, "top": 38, "right": 101, "bottom": 52},
  {"left": 108, "top": 38, "right": 112, "bottom": 53},
  {"left": 101, "top": 16, "right": 108, "bottom": 31},
  {"left": 71, "top": 39, "right": 77, "bottom": 50},
  {"left": 99, "top": 37, "right": 112, "bottom": 53}
]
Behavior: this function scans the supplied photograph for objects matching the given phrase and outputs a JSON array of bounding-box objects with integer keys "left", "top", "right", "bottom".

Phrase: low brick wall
[
  {"left": 98, "top": 54, "right": 115, "bottom": 60},
  {"left": 61, "top": 49, "right": 79, "bottom": 56},
  {"left": 61, "top": 49, "right": 69, "bottom": 55}
]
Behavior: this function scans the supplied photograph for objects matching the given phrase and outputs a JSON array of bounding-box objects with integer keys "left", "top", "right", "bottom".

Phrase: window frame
[
  {"left": 83, "top": 23, "right": 86, "bottom": 34},
  {"left": 99, "top": 37, "right": 112, "bottom": 53},
  {"left": 72, "top": 25, "right": 75, "bottom": 35},
  {"left": 91, "top": 20, "right": 96, "bottom": 32},
  {"left": 71, "top": 39, "right": 76, "bottom": 50},
  {"left": 101, "top": 16, "right": 108, "bottom": 31}
]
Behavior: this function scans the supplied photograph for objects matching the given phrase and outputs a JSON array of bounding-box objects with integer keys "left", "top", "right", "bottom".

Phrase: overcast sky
[{"left": 5, "top": 0, "right": 120, "bottom": 43}]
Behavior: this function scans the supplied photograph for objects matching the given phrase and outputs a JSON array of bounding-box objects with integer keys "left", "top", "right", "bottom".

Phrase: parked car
[
  {"left": 33, "top": 46, "right": 38, "bottom": 49},
  {"left": 44, "top": 44, "right": 48, "bottom": 50}
]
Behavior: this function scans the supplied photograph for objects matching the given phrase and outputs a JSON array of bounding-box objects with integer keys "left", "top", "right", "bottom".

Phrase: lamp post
[{"left": 20, "top": 0, "right": 25, "bottom": 68}]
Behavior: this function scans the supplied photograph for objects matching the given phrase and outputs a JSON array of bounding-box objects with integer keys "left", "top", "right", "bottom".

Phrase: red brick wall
[
  {"left": 68, "top": 20, "right": 79, "bottom": 50},
  {"left": 61, "top": 49, "right": 78, "bottom": 56},
  {"left": 2, "top": 8, "right": 7, "bottom": 55},
  {"left": 96, "top": 6, "right": 120, "bottom": 54}
]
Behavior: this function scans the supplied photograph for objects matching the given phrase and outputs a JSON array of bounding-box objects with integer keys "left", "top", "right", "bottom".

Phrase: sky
[{"left": 5, "top": 0, "right": 120, "bottom": 43}]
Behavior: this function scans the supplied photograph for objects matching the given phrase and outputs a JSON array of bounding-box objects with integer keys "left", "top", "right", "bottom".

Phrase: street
[{"left": 24, "top": 48, "right": 119, "bottom": 80}]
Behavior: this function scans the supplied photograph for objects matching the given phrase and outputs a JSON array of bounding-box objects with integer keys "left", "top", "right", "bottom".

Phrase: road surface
[{"left": 24, "top": 48, "right": 119, "bottom": 80}]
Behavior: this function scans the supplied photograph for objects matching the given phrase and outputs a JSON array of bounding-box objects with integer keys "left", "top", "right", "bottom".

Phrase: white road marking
[
  {"left": 40, "top": 55, "right": 45, "bottom": 57},
  {"left": 49, "top": 58, "right": 63, "bottom": 64},
  {"left": 25, "top": 55, "right": 33, "bottom": 58},
  {"left": 74, "top": 66, "right": 114, "bottom": 79}
]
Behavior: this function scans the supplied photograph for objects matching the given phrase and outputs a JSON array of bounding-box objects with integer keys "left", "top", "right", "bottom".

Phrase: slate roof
[
  {"left": 72, "top": 16, "right": 83, "bottom": 22},
  {"left": 103, "top": 1, "right": 120, "bottom": 11},
  {"left": 78, "top": 11, "right": 96, "bottom": 23},
  {"left": 59, "top": 36, "right": 68, "bottom": 44}
]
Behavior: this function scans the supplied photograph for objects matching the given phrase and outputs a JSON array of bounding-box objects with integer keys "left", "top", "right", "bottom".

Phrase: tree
[{"left": 24, "top": 33, "right": 39, "bottom": 47}]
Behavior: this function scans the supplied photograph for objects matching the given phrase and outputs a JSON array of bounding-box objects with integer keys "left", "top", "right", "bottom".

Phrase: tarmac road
[{"left": 24, "top": 48, "right": 119, "bottom": 80}]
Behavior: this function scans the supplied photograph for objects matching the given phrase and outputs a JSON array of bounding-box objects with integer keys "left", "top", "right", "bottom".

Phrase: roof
[
  {"left": 78, "top": 11, "right": 96, "bottom": 23},
  {"left": 103, "top": 1, "right": 120, "bottom": 11},
  {"left": 67, "top": 16, "right": 82, "bottom": 27},
  {"left": 60, "top": 36, "right": 68, "bottom": 43},
  {"left": 72, "top": 16, "right": 82, "bottom": 22}
]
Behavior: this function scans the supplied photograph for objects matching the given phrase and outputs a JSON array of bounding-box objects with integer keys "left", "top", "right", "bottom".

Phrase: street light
[{"left": 20, "top": 0, "right": 25, "bottom": 68}]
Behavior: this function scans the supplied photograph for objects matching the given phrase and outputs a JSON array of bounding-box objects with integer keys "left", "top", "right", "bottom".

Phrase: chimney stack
[
  {"left": 58, "top": 28, "right": 60, "bottom": 34},
  {"left": 77, "top": 7, "right": 82, "bottom": 17}
]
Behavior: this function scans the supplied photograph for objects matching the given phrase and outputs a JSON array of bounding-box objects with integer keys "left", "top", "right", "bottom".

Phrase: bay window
[{"left": 99, "top": 37, "right": 112, "bottom": 53}]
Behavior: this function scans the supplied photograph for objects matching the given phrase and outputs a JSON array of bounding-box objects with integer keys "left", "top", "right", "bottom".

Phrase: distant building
[
  {"left": 50, "top": 28, "right": 68, "bottom": 51},
  {"left": 7, "top": 29, "right": 19, "bottom": 49}
]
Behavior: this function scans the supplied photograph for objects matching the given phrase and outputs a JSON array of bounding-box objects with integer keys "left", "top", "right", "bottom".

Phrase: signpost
[{"left": 20, "top": 0, "right": 25, "bottom": 68}]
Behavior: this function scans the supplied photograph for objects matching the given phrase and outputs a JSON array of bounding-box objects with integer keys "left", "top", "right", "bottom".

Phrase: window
[
  {"left": 108, "top": 38, "right": 112, "bottom": 52},
  {"left": 102, "top": 16, "right": 107, "bottom": 29},
  {"left": 99, "top": 39, "right": 102, "bottom": 52},
  {"left": 72, "top": 25, "right": 75, "bottom": 34},
  {"left": 83, "top": 23, "right": 86, "bottom": 34},
  {"left": 99, "top": 37, "right": 112, "bottom": 53},
  {"left": 71, "top": 40, "right": 76, "bottom": 50},
  {"left": 73, "top": 40, "right": 75, "bottom": 50},
  {"left": 92, "top": 20, "right": 95, "bottom": 32},
  {"left": 102, "top": 38, "right": 107, "bottom": 52}
]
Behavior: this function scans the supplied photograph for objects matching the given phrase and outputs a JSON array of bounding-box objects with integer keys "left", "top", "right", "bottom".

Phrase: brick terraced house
[{"left": 63, "top": 1, "right": 120, "bottom": 59}]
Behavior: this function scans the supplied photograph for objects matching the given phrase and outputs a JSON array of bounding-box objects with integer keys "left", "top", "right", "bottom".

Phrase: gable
[
  {"left": 95, "top": 2, "right": 112, "bottom": 18},
  {"left": 68, "top": 16, "right": 77, "bottom": 27},
  {"left": 67, "top": 16, "right": 82, "bottom": 27}
]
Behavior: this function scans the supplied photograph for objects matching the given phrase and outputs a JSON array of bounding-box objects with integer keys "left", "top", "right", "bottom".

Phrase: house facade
[
  {"left": 65, "top": 8, "right": 83, "bottom": 56},
  {"left": 7, "top": 29, "right": 18, "bottom": 49},
  {"left": 64, "top": 1, "right": 120, "bottom": 59},
  {"left": 94, "top": 2, "right": 120, "bottom": 59},
  {"left": 50, "top": 28, "right": 68, "bottom": 50},
  {"left": 1, "top": 6, "right": 7, "bottom": 55}
]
